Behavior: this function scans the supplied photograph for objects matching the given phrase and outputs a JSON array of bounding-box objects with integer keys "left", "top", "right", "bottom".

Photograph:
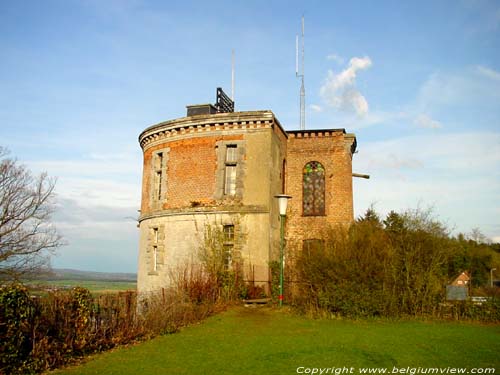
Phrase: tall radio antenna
[{"left": 296, "top": 16, "right": 305, "bottom": 130}]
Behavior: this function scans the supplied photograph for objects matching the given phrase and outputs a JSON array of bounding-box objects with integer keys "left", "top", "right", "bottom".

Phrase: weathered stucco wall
[{"left": 137, "top": 211, "right": 271, "bottom": 293}]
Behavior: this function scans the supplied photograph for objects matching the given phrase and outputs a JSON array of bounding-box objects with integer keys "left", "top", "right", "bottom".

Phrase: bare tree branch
[{"left": 0, "top": 146, "right": 63, "bottom": 280}]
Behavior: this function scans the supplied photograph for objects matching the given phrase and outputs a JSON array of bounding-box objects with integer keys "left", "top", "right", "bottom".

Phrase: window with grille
[{"left": 303, "top": 161, "right": 325, "bottom": 216}]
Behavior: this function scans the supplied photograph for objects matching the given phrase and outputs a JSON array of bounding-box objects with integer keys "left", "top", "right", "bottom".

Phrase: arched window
[{"left": 303, "top": 161, "right": 325, "bottom": 216}]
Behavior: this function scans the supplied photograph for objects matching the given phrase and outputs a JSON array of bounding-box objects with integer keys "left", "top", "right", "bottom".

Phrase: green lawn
[{"left": 53, "top": 307, "right": 499, "bottom": 375}]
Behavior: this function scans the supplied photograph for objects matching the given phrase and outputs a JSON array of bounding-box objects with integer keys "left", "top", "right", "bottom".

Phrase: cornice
[
  {"left": 287, "top": 129, "right": 345, "bottom": 138},
  {"left": 139, "top": 111, "right": 281, "bottom": 150},
  {"left": 139, "top": 205, "right": 269, "bottom": 223}
]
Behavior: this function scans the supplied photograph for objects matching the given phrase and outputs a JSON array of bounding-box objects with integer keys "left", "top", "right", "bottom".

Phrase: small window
[
  {"left": 223, "top": 225, "right": 235, "bottom": 242},
  {"left": 152, "top": 227, "right": 159, "bottom": 244}
]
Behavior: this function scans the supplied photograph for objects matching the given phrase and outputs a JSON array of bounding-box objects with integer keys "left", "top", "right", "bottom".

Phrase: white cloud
[
  {"left": 320, "top": 56, "right": 372, "bottom": 116},
  {"left": 27, "top": 152, "right": 142, "bottom": 209},
  {"left": 335, "top": 66, "right": 499, "bottom": 132},
  {"left": 309, "top": 104, "right": 323, "bottom": 112},
  {"left": 24, "top": 154, "right": 142, "bottom": 272},
  {"left": 326, "top": 54, "right": 344, "bottom": 64},
  {"left": 476, "top": 65, "right": 500, "bottom": 81},
  {"left": 414, "top": 113, "right": 442, "bottom": 129}
]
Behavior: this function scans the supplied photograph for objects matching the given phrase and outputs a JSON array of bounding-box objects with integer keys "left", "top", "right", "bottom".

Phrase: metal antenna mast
[{"left": 296, "top": 16, "right": 305, "bottom": 130}]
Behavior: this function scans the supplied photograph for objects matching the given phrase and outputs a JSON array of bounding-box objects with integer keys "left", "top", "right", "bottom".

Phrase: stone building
[{"left": 137, "top": 90, "right": 357, "bottom": 294}]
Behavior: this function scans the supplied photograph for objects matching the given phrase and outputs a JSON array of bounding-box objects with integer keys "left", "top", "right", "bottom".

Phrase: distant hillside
[{"left": 34, "top": 268, "right": 137, "bottom": 282}]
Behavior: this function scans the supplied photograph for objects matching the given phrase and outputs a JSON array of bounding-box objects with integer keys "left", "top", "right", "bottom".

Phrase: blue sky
[{"left": 1, "top": 0, "right": 499, "bottom": 272}]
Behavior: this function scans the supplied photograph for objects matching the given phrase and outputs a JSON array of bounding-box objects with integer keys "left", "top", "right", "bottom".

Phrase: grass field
[
  {"left": 52, "top": 307, "right": 499, "bottom": 375},
  {"left": 29, "top": 279, "right": 136, "bottom": 295}
]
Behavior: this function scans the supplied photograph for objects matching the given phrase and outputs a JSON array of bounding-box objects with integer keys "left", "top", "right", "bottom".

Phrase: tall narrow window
[
  {"left": 154, "top": 152, "right": 164, "bottom": 201},
  {"left": 151, "top": 227, "right": 160, "bottom": 272},
  {"left": 153, "top": 246, "right": 158, "bottom": 271},
  {"left": 222, "top": 224, "right": 235, "bottom": 269},
  {"left": 224, "top": 145, "right": 237, "bottom": 196},
  {"left": 303, "top": 161, "right": 325, "bottom": 216}
]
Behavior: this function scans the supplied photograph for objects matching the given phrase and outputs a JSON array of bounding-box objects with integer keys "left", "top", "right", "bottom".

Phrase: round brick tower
[
  {"left": 137, "top": 104, "right": 287, "bottom": 293},
  {"left": 137, "top": 90, "right": 357, "bottom": 295}
]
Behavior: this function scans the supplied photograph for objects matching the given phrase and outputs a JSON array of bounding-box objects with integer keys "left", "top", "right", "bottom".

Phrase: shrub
[
  {"left": 293, "top": 208, "right": 500, "bottom": 320},
  {"left": 0, "top": 278, "right": 223, "bottom": 374},
  {"left": 0, "top": 284, "right": 35, "bottom": 374}
]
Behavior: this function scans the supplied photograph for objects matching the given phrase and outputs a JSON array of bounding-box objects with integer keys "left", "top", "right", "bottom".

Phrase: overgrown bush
[
  {"left": 198, "top": 223, "right": 253, "bottom": 300},
  {"left": 293, "top": 208, "right": 500, "bottom": 320},
  {"left": 0, "top": 273, "right": 224, "bottom": 374},
  {"left": 269, "top": 260, "right": 280, "bottom": 302},
  {"left": 0, "top": 284, "right": 35, "bottom": 374}
]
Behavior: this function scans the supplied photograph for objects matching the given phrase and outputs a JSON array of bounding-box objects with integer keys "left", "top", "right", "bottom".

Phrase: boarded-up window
[{"left": 303, "top": 161, "right": 325, "bottom": 216}]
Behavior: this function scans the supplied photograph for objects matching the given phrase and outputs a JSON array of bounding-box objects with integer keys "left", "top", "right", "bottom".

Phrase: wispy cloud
[
  {"left": 362, "top": 153, "right": 424, "bottom": 171},
  {"left": 26, "top": 153, "right": 141, "bottom": 271},
  {"left": 476, "top": 65, "right": 500, "bottom": 81},
  {"left": 417, "top": 67, "right": 500, "bottom": 112},
  {"left": 414, "top": 113, "right": 442, "bottom": 129},
  {"left": 309, "top": 104, "right": 323, "bottom": 112},
  {"left": 326, "top": 54, "right": 344, "bottom": 64},
  {"left": 347, "top": 110, "right": 408, "bottom": 130},
  {"left": 320, "top": 56, "right": 372, "bottom": 116}
]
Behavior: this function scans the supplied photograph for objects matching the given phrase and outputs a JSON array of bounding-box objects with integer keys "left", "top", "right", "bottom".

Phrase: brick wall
[
  {"left": 141, "top": 135, "right": 243, "bottom": 213},
  {"left": 285, "top": 131, "right": 355, "bottom": 249},
  {"left": 137, "top": 109, "right": 357, "bottom": 293}
]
